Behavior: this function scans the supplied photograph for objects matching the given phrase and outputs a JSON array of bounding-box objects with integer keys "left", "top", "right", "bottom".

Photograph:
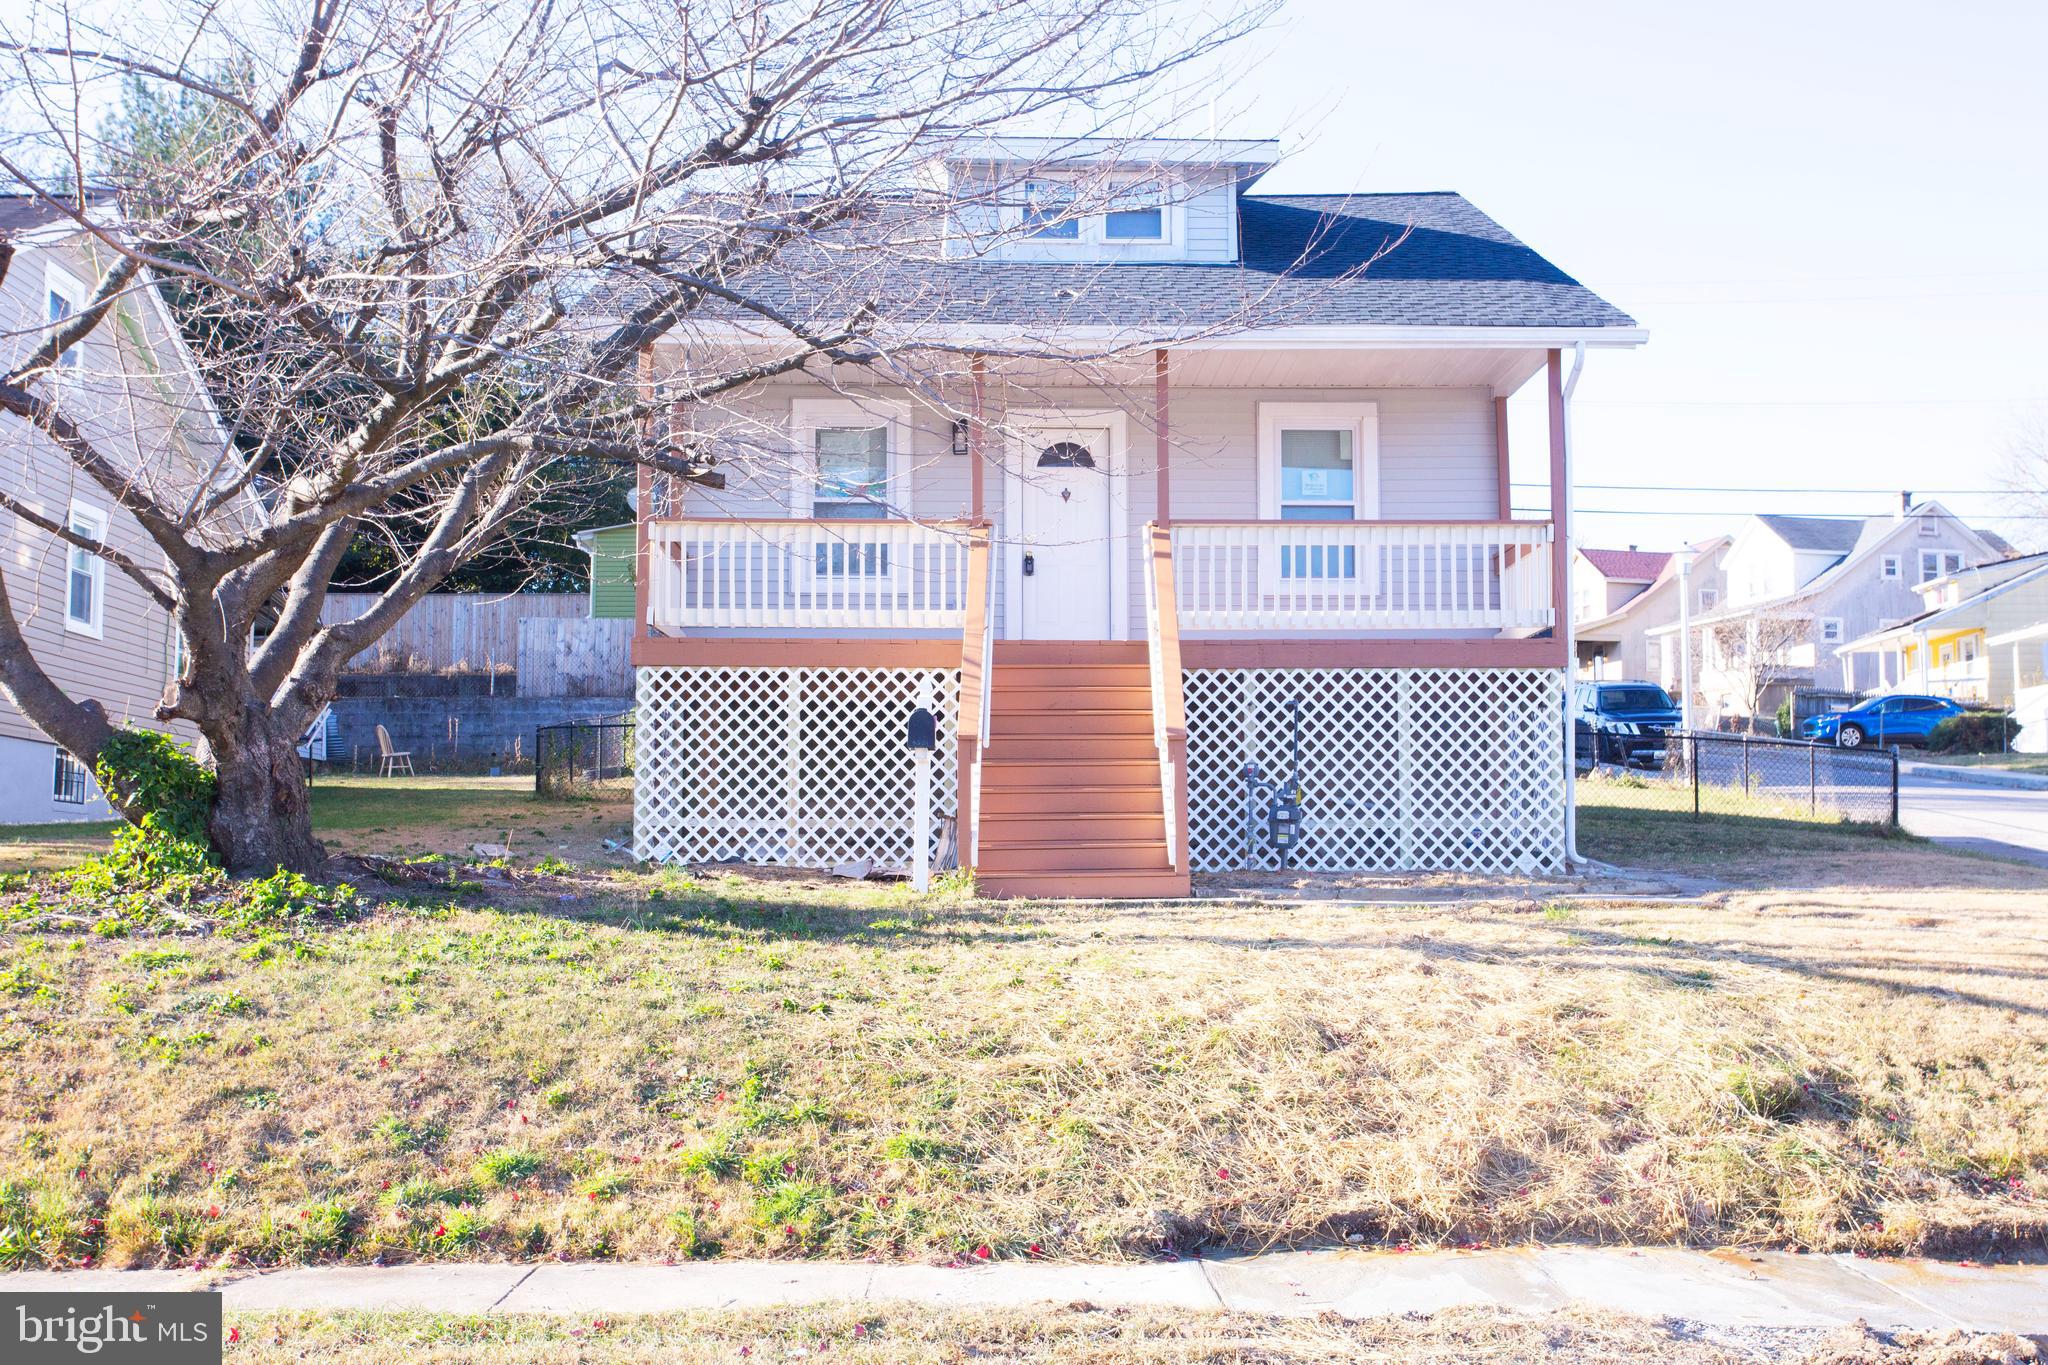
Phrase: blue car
[{"left": 1800, "top": 694, "right": 1964, "bottom": 749}]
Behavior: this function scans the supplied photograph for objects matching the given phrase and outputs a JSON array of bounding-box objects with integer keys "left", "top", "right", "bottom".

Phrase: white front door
[{"left": 1014, "top": 421, "right": 1114, "bottom": 639}]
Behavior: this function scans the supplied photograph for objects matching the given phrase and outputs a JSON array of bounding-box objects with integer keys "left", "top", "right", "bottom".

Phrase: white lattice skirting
[
  {"left": 634, "top": 666, "right": 959, "bottom": 869},
  {"left": 1183, "top": 667, "right": 1567, "bottom": 875}
]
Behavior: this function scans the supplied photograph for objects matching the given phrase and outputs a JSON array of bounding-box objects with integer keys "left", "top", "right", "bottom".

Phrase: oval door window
[{"left": 1036, "top": 441, "right": 1095, "bottom": 468}]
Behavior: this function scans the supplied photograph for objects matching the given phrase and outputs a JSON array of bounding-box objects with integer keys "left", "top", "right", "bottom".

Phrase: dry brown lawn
[
  {"left": 219, "top": 1305, "right": 2042, "bottom": 1364},
  {"left": 3, "top": 816, "right": 2045, "bottom": 1270}
]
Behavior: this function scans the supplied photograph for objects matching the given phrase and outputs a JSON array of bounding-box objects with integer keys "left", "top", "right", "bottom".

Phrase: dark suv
[{"left": 1573, "top": 680, "right": 1683, "bottom": 768}]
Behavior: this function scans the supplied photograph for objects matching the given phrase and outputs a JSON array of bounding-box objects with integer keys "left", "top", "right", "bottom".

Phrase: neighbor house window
[
  {"left": 1257, "top": 403, "right": 1378, "bottom": 580},
  {"left": 52, "top": 749, "right": 88, "bottom": 804},
  {"left": 1819, "top": 618, "right": 1844, "bottom": 645},
  {"left": 1918, "top": 550, "right": 1962, "bottom": 582},
  {"left": 1699, "top": 587, "right": 1718, "bottom": 611},
  {"left": 1019, "top": 180, "right": 1078, "bottom": 239},
  {"left": 1881, "top": 555, "right": 1901, "bottom": 580},
  {"left": 45, "top": 265, "right": 85, "bottom": 371},
  {"left": 64, "top": 500, "right": 107, "bottom": 637}
]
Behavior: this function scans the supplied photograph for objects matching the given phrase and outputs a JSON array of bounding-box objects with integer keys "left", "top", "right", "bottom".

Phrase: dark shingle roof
[
  {"left": 673, "top": 191, "right": 1637, "bottom": 333},
  {"left": 1756, "top": 515, "right": 1867, "bottom": 555}
]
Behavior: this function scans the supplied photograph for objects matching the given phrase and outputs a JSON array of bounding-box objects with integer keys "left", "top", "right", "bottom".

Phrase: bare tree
[
  {"left": 1708, "top": 608, "right": 1810, "bottom": 729},
  {"left": 0, "top": 0, "right": 1318, "bottom": 873}
]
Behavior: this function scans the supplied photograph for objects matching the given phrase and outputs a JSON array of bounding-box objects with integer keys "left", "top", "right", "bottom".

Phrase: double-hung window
[
  {"left": 64, "top": 500, "right": 107, "bottom": 637},
  {"left": 1257, "top": 403, "right": 1378, "bottom": 581},
  {"left": 1918, "top": 549, "right": 1962, "bottom": 583},
  {"left": 1019, "top": 180, "right": 1079, "bottom": 240},
  {"left": 1102, "top": 182, "right": 1164, "bottom": 242},
  {"left": 45, "top": 265, "right": 85, "bottom": 372},
  {"left": 791, "top": 400, "right": 905, "bottom": 578}
]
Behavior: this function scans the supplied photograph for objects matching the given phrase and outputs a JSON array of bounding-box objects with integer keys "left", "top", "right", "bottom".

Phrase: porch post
[
  {"left": 969, "top": 353, "right": 987, "bottom": 522},
  {"left": 635, "top": 343, "right": 654, "bottom": 644},
  {"left": 1546, "top": 349, "right": 1568, "bottom": 651},
  {"left": 1494, "top": 394, "right": 1512, "bottom": 521},
  {"left": 1154, "top": 347, "right": 1171, "bottom": 526}
]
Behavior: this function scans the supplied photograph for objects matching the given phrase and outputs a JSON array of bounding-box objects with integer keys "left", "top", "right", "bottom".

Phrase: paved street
[{"left": 1898, "top": 772, "right": 2048, "bottom": 871}]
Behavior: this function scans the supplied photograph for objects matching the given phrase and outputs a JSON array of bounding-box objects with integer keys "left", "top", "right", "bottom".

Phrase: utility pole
[{"left": 1677, "top": 547, "right": 1696, "bottom": 733}]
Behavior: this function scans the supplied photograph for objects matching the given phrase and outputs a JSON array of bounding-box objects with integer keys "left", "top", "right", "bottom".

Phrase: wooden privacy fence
[
  {"left": 518, "top": 617, "right": 633, "bottom": 697},
  {"left": 322, "top": 593, "right": 589, "bottom": 672}
]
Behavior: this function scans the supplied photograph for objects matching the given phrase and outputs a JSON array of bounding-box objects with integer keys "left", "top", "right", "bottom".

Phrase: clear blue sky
[{"left": 1224, "top": 0, "right": 2048, "bottom": 553}]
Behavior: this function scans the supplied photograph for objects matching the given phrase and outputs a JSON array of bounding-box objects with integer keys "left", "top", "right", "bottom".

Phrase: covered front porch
[{"left": 628, "top": 343, "right": 1588, "bottom": 888}]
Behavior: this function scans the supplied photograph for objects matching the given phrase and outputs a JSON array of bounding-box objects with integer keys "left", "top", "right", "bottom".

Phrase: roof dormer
[{"left": 939, "top": 136, "right": 1279, "bottom": 265}]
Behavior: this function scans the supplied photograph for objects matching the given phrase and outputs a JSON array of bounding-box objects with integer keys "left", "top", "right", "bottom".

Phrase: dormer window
[
  {"left": 1103, "top": 187, "right": 1164, "bottom": 241},
  {"left": 1020, "top": 181, "right": 1079, "bottom": 240}
]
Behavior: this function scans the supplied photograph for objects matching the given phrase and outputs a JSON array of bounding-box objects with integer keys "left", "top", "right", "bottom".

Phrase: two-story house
[
  {"left": 626, "top": 138, "right": 1645, "bottom": 895},
  {"left": 1834, "top": 551, "right": 2048, "bottom": 707},
  {"left": 0, "top": 196, "right": 222, "bottom": 822},
  {"left": 1643, "top": 502, "right": 2005, "bottom": 726}
]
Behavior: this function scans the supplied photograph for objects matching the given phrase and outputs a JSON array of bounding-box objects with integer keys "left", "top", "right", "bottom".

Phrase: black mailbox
[{"left": 906, "top": 706, "right": 936, "bottom": 752}]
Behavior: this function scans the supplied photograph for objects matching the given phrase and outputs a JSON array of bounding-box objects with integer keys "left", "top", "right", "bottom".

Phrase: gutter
[{"left": 1560, "top": 341, "right": 1589, "bottom": 868}]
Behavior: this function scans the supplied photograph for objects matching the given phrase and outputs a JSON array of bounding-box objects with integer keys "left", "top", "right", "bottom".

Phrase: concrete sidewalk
[
  {"left": 5, "top": 1248, "right": 2045, "bottom": 1333},
  {"left": 1899, "top": 759, "right": 2048, "bottom": 792}
]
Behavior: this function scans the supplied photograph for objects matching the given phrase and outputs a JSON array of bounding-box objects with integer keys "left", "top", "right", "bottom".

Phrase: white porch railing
[
  {"left": 646, "top": 519, "right": 974, "bottom": 632},
  {"left": 1168, "top": 520, "right": 1555, "bottom": 632}
]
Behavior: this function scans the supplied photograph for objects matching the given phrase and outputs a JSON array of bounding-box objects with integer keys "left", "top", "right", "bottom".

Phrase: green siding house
[{"left": 575, "top": 523, "right": 636, "bottom": 620}]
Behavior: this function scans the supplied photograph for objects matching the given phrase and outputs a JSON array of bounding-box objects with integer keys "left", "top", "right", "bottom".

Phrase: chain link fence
[
  {"left": 535, "top": 717, "right": 634, "bottom": 799},
  {"left": 1575, "top": 728, "right": 1898, "bottom": 825}
]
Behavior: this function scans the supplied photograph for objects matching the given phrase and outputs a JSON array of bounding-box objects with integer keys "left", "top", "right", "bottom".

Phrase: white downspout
[{"left": 1560, "top": 341, "right": 1589, "bottom": 867}]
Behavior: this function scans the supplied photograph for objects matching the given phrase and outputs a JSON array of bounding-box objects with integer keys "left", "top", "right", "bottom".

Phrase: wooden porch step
[
  {"left": 979, "top": 784, "right": 1161, "bottom": 815},
  {"left": 977, "top": 869, "right": 1192, "bottom": 900},
  {"left": 989, "top": 683, "right": 1152, "bottom": 709},
  {"left": 979, "top": 756, "right": 1159, "bottom": 785},
  {"left": 980, "top": 811, "right": 1166, "bottom": 841},
  {"left": 982, "top": 735, "right": 1158, "bottom": 762},
  {"left": 993, "top": 664, "right": 1152, "bottom": 689},
  {"left": 978, "top": 837, "right": 1171, "bottom": 873},
  {"left": 992, "top": 707, "right": 1151, "bottom": 737}
]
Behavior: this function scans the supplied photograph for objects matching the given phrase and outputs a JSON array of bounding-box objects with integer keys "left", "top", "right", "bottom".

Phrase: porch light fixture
[{"left": 951, "top": 419, "right": 970, "bottom": 457}]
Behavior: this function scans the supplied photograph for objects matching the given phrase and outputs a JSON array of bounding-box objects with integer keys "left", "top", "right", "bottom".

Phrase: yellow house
[{"left": 1836, "top": 552, "right": 2048, "bottom": 707}]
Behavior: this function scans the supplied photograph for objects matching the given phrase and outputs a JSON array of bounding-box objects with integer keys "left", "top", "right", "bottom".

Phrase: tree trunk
[{"left": 205, "top": 716, "right": 327, "bottom": 876}]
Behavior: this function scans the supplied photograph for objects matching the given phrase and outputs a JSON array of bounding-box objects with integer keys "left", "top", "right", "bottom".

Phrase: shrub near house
[{"left": 1928, "top": 710, "right": 2018, "bottom": 754}]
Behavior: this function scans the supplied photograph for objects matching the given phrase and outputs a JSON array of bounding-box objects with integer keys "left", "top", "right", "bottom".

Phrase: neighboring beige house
[
  {"left": 1575, "top": 536, "right": 1731, "bottom": 684},
  {"left": 1571, "top": 546, "right": 1669, "bottom": 627},
  {"left": 1834, "top": 551, "right": 2048, "bottom": 707},
  {"left": 0, "top": 196, "right": 222, "bottom": 822},
  {"left": 1643, "top": 503, "right": 2006, "bottom": 725}
]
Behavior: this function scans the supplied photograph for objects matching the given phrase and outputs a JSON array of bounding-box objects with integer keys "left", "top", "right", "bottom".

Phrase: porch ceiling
[{"left": 1159, "top": 346, "right": 1546, "bottom": 392}]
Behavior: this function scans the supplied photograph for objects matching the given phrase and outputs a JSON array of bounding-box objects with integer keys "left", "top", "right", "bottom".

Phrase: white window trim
[
  {"left": 1819, "top": 617, "right": 1844, "bottom": 645},
  {"left": 44, "top": 262, "right": 87, "bottom": 372},
  {"left": 1881, "top": 555, "right": 1901, "bottom": 580},
  {"left": 64, "top": 499, "right": 108, "bottom": 639},
  {"left": 1000, "top": 173, "right": 1187, "bottom": 251},
  {"left": 1255, "top": 402, "right": 1380, "bottom": 521},
  {"left": 787, "top": 398, "right": 912, "bottom": 519},
  {"left": 1698, "top": 587, "right": 1719, "bottom": 611}
]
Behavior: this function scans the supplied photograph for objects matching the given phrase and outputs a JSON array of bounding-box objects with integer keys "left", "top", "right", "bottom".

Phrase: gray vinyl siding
[
  {"left": 1182, "top": 180, "right": 1238, "bottom": 263},
  {"left": 0, "top": 234, "right": 207, "bottom": 758}
]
